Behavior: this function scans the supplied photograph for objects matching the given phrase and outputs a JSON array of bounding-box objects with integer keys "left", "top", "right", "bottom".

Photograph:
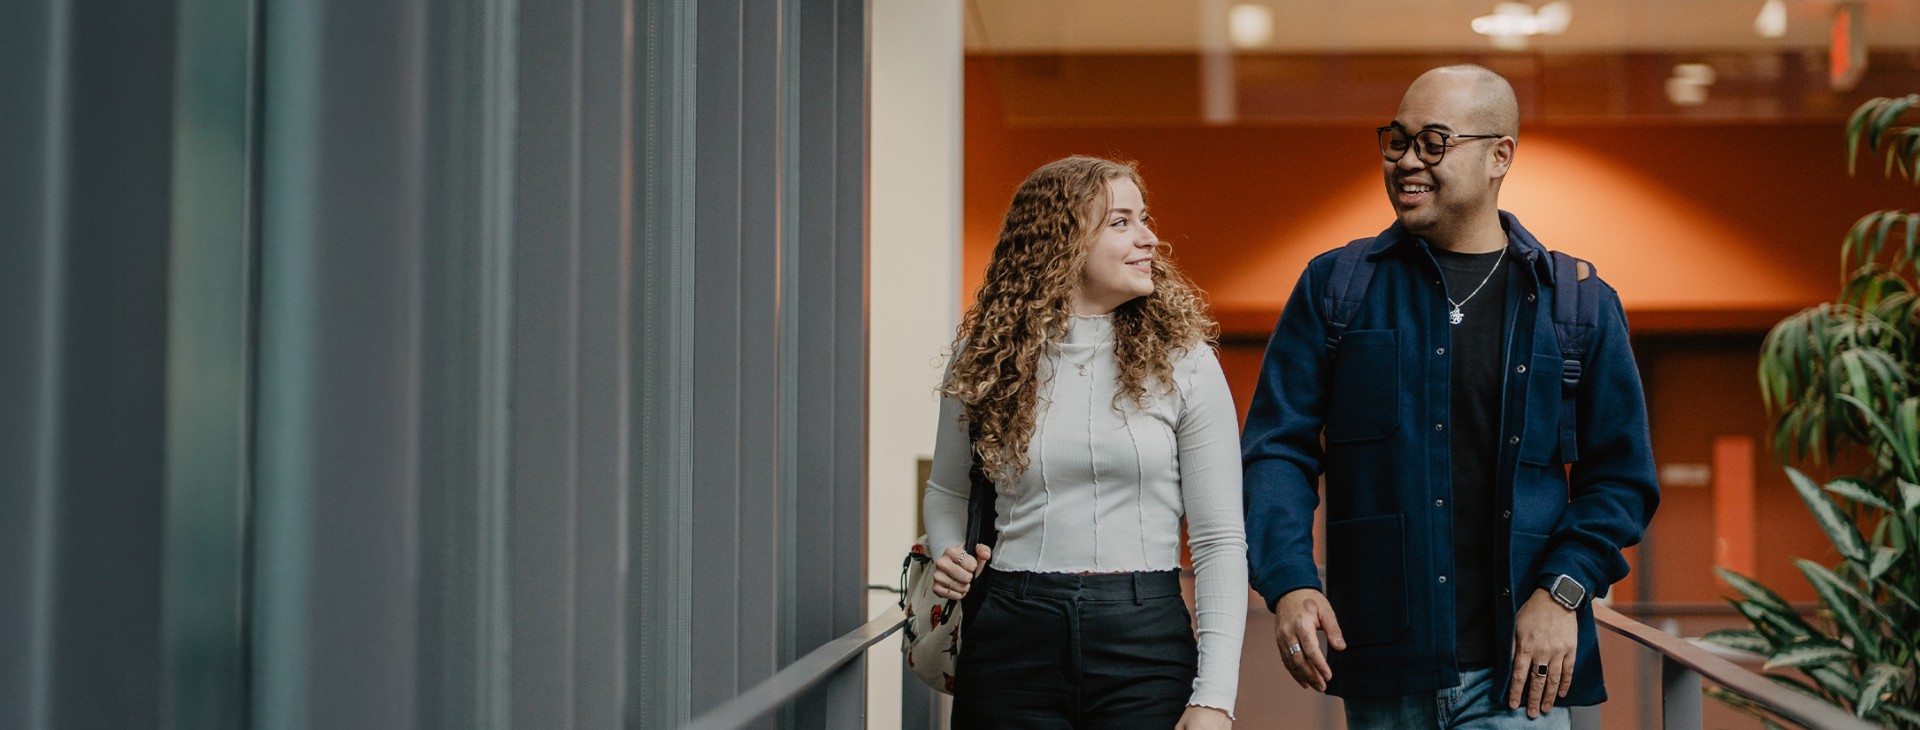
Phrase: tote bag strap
[{"left": 963, "top": 421, "right": 999, "bottom": 555}]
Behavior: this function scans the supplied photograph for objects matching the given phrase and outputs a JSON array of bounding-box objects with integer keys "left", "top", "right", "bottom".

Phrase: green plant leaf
[
  {"left": 1799, "top": 558, "right": 1898, "bottom": 626},
  {"left": 1827, "top": 477, "right": 1897, "bottom": 511},
  {"left": 1709, "top": 687, "right": 1795, "bottom": 729},
  {"left": 1901, "top": 479, "right": 1920, "bottom": 514},
  {"left": 1880, "top": 579, "right": 1920, "bottom": 613},
  {"left": 1868, "top": 96, "right": 1918, "bottom": 155},
  {"left": 1855, "top": 662, "right": 1909, "bottom": 717},
  {"left": 1882, "top": 703, "right": 1920, "bottom": 727},
  {"left": 1808, "top": 664, "right": 1862, "bottom": 699},
  {"left": 1701, "top": 628, "right": 1773, "bottom": 654},
  {"left": 1717, "top": 567, "right": 1801, "bottom": 617},
  {"left": 1734, "top": 598, "right": 1813, "bottom": 642},
  {"left": 1766, "top": 672, "right": 1835, "bottom": 704},
  {"left": 1789, "top": 467, "right": 1872, "bottom": 563},
  {"left": 1765, "top": 638, "right": 1854, "bottom": 670},
  {"left": 1867, "top": 545, "right": 1902, "bottom": 581},
  {"left": 1796, "top": 559, "right": 1886, "bottom": 658}
]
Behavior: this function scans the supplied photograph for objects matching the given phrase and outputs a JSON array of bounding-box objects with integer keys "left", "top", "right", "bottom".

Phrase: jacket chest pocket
[
  {"left": 1516, "top": 353, "right": 1564, "bottom": 466},
  {"left": 1325, "top": 330, "right": 1399, "bottom": 443}
]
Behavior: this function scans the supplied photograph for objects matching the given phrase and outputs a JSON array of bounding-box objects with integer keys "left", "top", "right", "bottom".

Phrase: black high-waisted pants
[{"left": 951, "top": 568, "right": 1198, "bottom": 729}]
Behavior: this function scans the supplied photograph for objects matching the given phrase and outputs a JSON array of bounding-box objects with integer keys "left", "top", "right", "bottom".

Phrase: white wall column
[{"left": 867, "top": 0, "right": 963, "bottom": 724}]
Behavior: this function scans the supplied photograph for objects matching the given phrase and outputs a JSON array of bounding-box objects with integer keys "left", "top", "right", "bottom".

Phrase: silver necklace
[
  {"left": 1445, "top": 247, "right": 1507, "bottom": 325},
  {"left": 1063, "top": 330, "right": 1111, "bottom": 376}
]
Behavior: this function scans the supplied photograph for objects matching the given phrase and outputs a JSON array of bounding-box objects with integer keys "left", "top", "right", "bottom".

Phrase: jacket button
[
  {"left": 1438, "top": 575, "right": 1448, "bottom": 584},
  {"left": 1435, "top": 423, "right": 1446, "bottom": 431},
  {"left": 1515, "top": 365, "right": 1527, "bottom": 374},
  {"left": 1527, "top": 293, "right": 1537, "bottom": 303},
  {"left": 1435, "top": 498, "right": 1445, "bottom": 507},
  {"left": 1503, "top": 587, "right": 1512, "bottom": 596},
  {"left": 1436, "top": 347, "right": 1446, "bottom": 355},
  {"left": 1502, "top": 510, "right": 1512, "bottom": 519},
  {"left": 1510, "top": 435, "right": 1521, "bottom": 445}
]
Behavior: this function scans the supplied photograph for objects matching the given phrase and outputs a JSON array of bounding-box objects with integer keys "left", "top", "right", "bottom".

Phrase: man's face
[{"left": 1381, "top": 77, "right": 1508, "bottom": 237}]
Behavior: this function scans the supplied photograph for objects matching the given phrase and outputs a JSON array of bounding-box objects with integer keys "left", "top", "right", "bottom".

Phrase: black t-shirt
[{"left": 1431, "top": 246, "right": 1511, "bottom": 667}]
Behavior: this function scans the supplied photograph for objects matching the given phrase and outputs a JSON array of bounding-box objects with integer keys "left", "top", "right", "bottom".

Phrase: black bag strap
[
  {"left": 963, "top": 421, "right": 999, "bottom": 555},
  {"left": 1549, "top": 250, "right": 1601, "bottom": 463},
  {"left": 1323, "top": 237, "right": 1380, "bottom": 353}
]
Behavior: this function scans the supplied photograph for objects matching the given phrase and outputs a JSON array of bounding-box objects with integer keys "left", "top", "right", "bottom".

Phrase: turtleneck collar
[{"left": 1062, "top": 313, "right": 1113, "bottom": 347}]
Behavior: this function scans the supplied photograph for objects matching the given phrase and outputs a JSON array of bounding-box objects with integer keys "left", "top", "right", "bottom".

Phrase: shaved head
[
  {"left": 1403, "top": 64, "right": 1519, "bottom": 138},
  {"left": 1384, "top": 64, "right": 1520, "bottom": 248}
]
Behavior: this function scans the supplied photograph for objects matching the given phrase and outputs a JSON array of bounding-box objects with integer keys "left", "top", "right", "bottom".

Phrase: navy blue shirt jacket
[{"left": 1241, "top": 211, "right": 1660, "bottom": 704}]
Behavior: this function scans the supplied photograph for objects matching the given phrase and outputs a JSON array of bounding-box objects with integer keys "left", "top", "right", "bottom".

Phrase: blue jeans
[{"left": 1344, "top": 666, "right": 1571, "bottom": 730}]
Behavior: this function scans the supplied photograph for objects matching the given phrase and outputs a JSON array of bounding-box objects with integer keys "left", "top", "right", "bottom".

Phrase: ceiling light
[
  {"left": 1472, "top": 3, "right": 1570, "bottom": 50},
  {"left": 1472, "top": 3, "right": 1538, "bottom": 36},
  {"left": 1754, "top": 0, "right": 1787, "bottom": 38},
  {"left": 1673, "top": 63, "right": 1717, "bottom": 86},
  {"left": 1666, "top": 63, "right": 1716, "bottom": 106},
  {"left": 1228, "top": 4, "right": 1275, "bottom": 49},
  {"left": 1534, "top": 1, "right": 1572, "bottom": 35}
]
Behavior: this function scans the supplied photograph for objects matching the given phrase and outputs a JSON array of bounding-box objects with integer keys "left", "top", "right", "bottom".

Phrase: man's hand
[
  {"left": 1507, "top": 588, "right": 1577, "bottom": 718},
  {"left": 931, "top": 545, "right": 991, "bottom": 600},
  {"left": 1271, "top": 589, "right": 1346, "bottom": 692},
  {"left": 1174, "top": 705, "right": 1231, "bottom": 730}
]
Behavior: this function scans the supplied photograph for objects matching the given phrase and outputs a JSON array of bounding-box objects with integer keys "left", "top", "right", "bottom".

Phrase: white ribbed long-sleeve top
[{"left": 923, "top": 314, "right": 1248, "bottom": 716}]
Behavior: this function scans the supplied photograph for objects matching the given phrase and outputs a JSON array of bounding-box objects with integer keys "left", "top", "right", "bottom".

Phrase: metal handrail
[
  {"left": 1592, "top": 602, "right": 1879, "bottom": 730},
  {"left": 684, "top": 608, "right": 908, "bottom": 730}
]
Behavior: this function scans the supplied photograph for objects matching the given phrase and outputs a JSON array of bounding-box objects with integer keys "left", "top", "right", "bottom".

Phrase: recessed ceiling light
[
  {"left": 1228, "top": 4, "right": 1275, "bottom": 49},
  {"left": 1755, "top": 0, "right": 1787, "bottom": 39}
]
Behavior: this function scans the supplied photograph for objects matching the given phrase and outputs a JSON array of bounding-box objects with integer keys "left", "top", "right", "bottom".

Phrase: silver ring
[
  {"left": 1287, "top": 642, "right": 1303, "bottom": 656},
  {"left": 1534, "top": 663, "right": 1549, "bottom": 677}
]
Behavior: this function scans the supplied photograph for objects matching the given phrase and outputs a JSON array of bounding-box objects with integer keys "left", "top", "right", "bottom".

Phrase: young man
[{"left": 1241, "top": 65, "right": 1659, "bottom": 728}]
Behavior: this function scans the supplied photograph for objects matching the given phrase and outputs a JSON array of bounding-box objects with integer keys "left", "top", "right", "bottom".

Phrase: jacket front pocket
[
  {"left": 1325, "top": 513, "right": 1409, "bottom": 646},
  {"left": 1325, "top": 329, "right": 1399, "bottom": 443}
]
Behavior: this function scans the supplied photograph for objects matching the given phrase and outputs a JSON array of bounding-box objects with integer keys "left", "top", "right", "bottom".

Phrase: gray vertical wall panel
[
  {"left": 509, "top": 0, "right": 585, "bottom": 725},
  {"left": 416, "top": 0, "right": 517, "bottom": 726},
  {"left": 256, "top": 0, "right": 429, "bottom": 726},
  {"left": 47, "top": 0, "right": 179, "bottom": 725},
  {"left": 831, "top": 0, "right": 872, "bottom": 645},
  {"left": 0, "top": 2, "right": 58, "bottom": 727},
  {"left": 633, "top": 0, "right": 697, "bottom": 723},
  {"left": 690, "top": 0, "right": 749, "bottom": 715},
  {"left": 162, "top": 0, "right": 258, "bottom": 726},
  {"left": 571, "top": 0, "right": 633, "bottom": 725},
  {"left": 736, "top": 1, "right": 788, "bottom": 709},
  {"left": 790, "top": 1, "right": 840, "bottom": 723}
]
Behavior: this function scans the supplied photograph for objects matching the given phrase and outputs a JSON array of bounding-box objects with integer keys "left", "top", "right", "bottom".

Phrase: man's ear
[{"left": 1489, "top": 136, "right": 1517, "bottom": 178}]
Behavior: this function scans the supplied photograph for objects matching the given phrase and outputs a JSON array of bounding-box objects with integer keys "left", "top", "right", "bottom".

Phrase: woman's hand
[
  {"left": 931, "top": 544, "right": 991, "bottom": 600},
  {"left": 1174, "top": 705, "right": 1231, "bottom": 730}
]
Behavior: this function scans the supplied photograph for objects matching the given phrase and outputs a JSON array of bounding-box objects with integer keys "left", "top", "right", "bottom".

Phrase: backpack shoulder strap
[
  {"left": 1549, "top": 250, "right": 1602, "bottom": 462},
  {"left": 1323, "top": 237, "right": 1380, "bottom": 353},
  {"left": 963, "top": 421, "right": 999, "bottom": 553}
]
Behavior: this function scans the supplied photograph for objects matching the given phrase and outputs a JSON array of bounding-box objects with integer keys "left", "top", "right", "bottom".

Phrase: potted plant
[{"left": 1704, "top": 94, "right": 1920, "bottom": 728}]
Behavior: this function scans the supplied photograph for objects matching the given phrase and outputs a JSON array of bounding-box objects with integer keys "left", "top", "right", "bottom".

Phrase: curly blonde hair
[{"left": 942, "top": 156, "right": 1217, "bottom": 481}]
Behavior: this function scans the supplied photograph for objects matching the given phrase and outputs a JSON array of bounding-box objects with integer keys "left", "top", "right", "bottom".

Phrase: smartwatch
[{"left": 1547, "top": 574, "right": 1587, "bottom": 611}]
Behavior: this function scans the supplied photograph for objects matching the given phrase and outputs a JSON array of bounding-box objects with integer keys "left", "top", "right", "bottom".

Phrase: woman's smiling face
[{"left": 1070, "top": 177, "right": 1157, "bottom": 315}]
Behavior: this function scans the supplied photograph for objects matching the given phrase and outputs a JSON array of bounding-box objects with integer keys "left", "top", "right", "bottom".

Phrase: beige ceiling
[{"left": 964, "top": 0, "right": 1920, "bottom": 53}]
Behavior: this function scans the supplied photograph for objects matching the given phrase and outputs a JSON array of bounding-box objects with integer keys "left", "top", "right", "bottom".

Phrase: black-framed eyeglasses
[{"left": 1376, "top": 126, "right": 1505, "bottom": 165}]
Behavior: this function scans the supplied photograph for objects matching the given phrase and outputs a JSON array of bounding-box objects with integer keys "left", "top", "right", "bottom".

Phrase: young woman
[{"left": 924, "top": 156, "right": 1246, "bottom": 728}]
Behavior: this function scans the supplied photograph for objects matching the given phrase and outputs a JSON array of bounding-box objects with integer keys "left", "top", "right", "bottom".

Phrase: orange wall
[{"left": 965, "top": 57, "right": 1913, "bottom": 335}]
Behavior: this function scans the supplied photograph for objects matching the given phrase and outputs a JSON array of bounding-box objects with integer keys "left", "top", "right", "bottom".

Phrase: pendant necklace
[
  {"left": 1064, "top": 329, "right": 1112, "bottom": 376},
  {"left": 1446, "top": 247, "right": 1507, "bottom": 325}
]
